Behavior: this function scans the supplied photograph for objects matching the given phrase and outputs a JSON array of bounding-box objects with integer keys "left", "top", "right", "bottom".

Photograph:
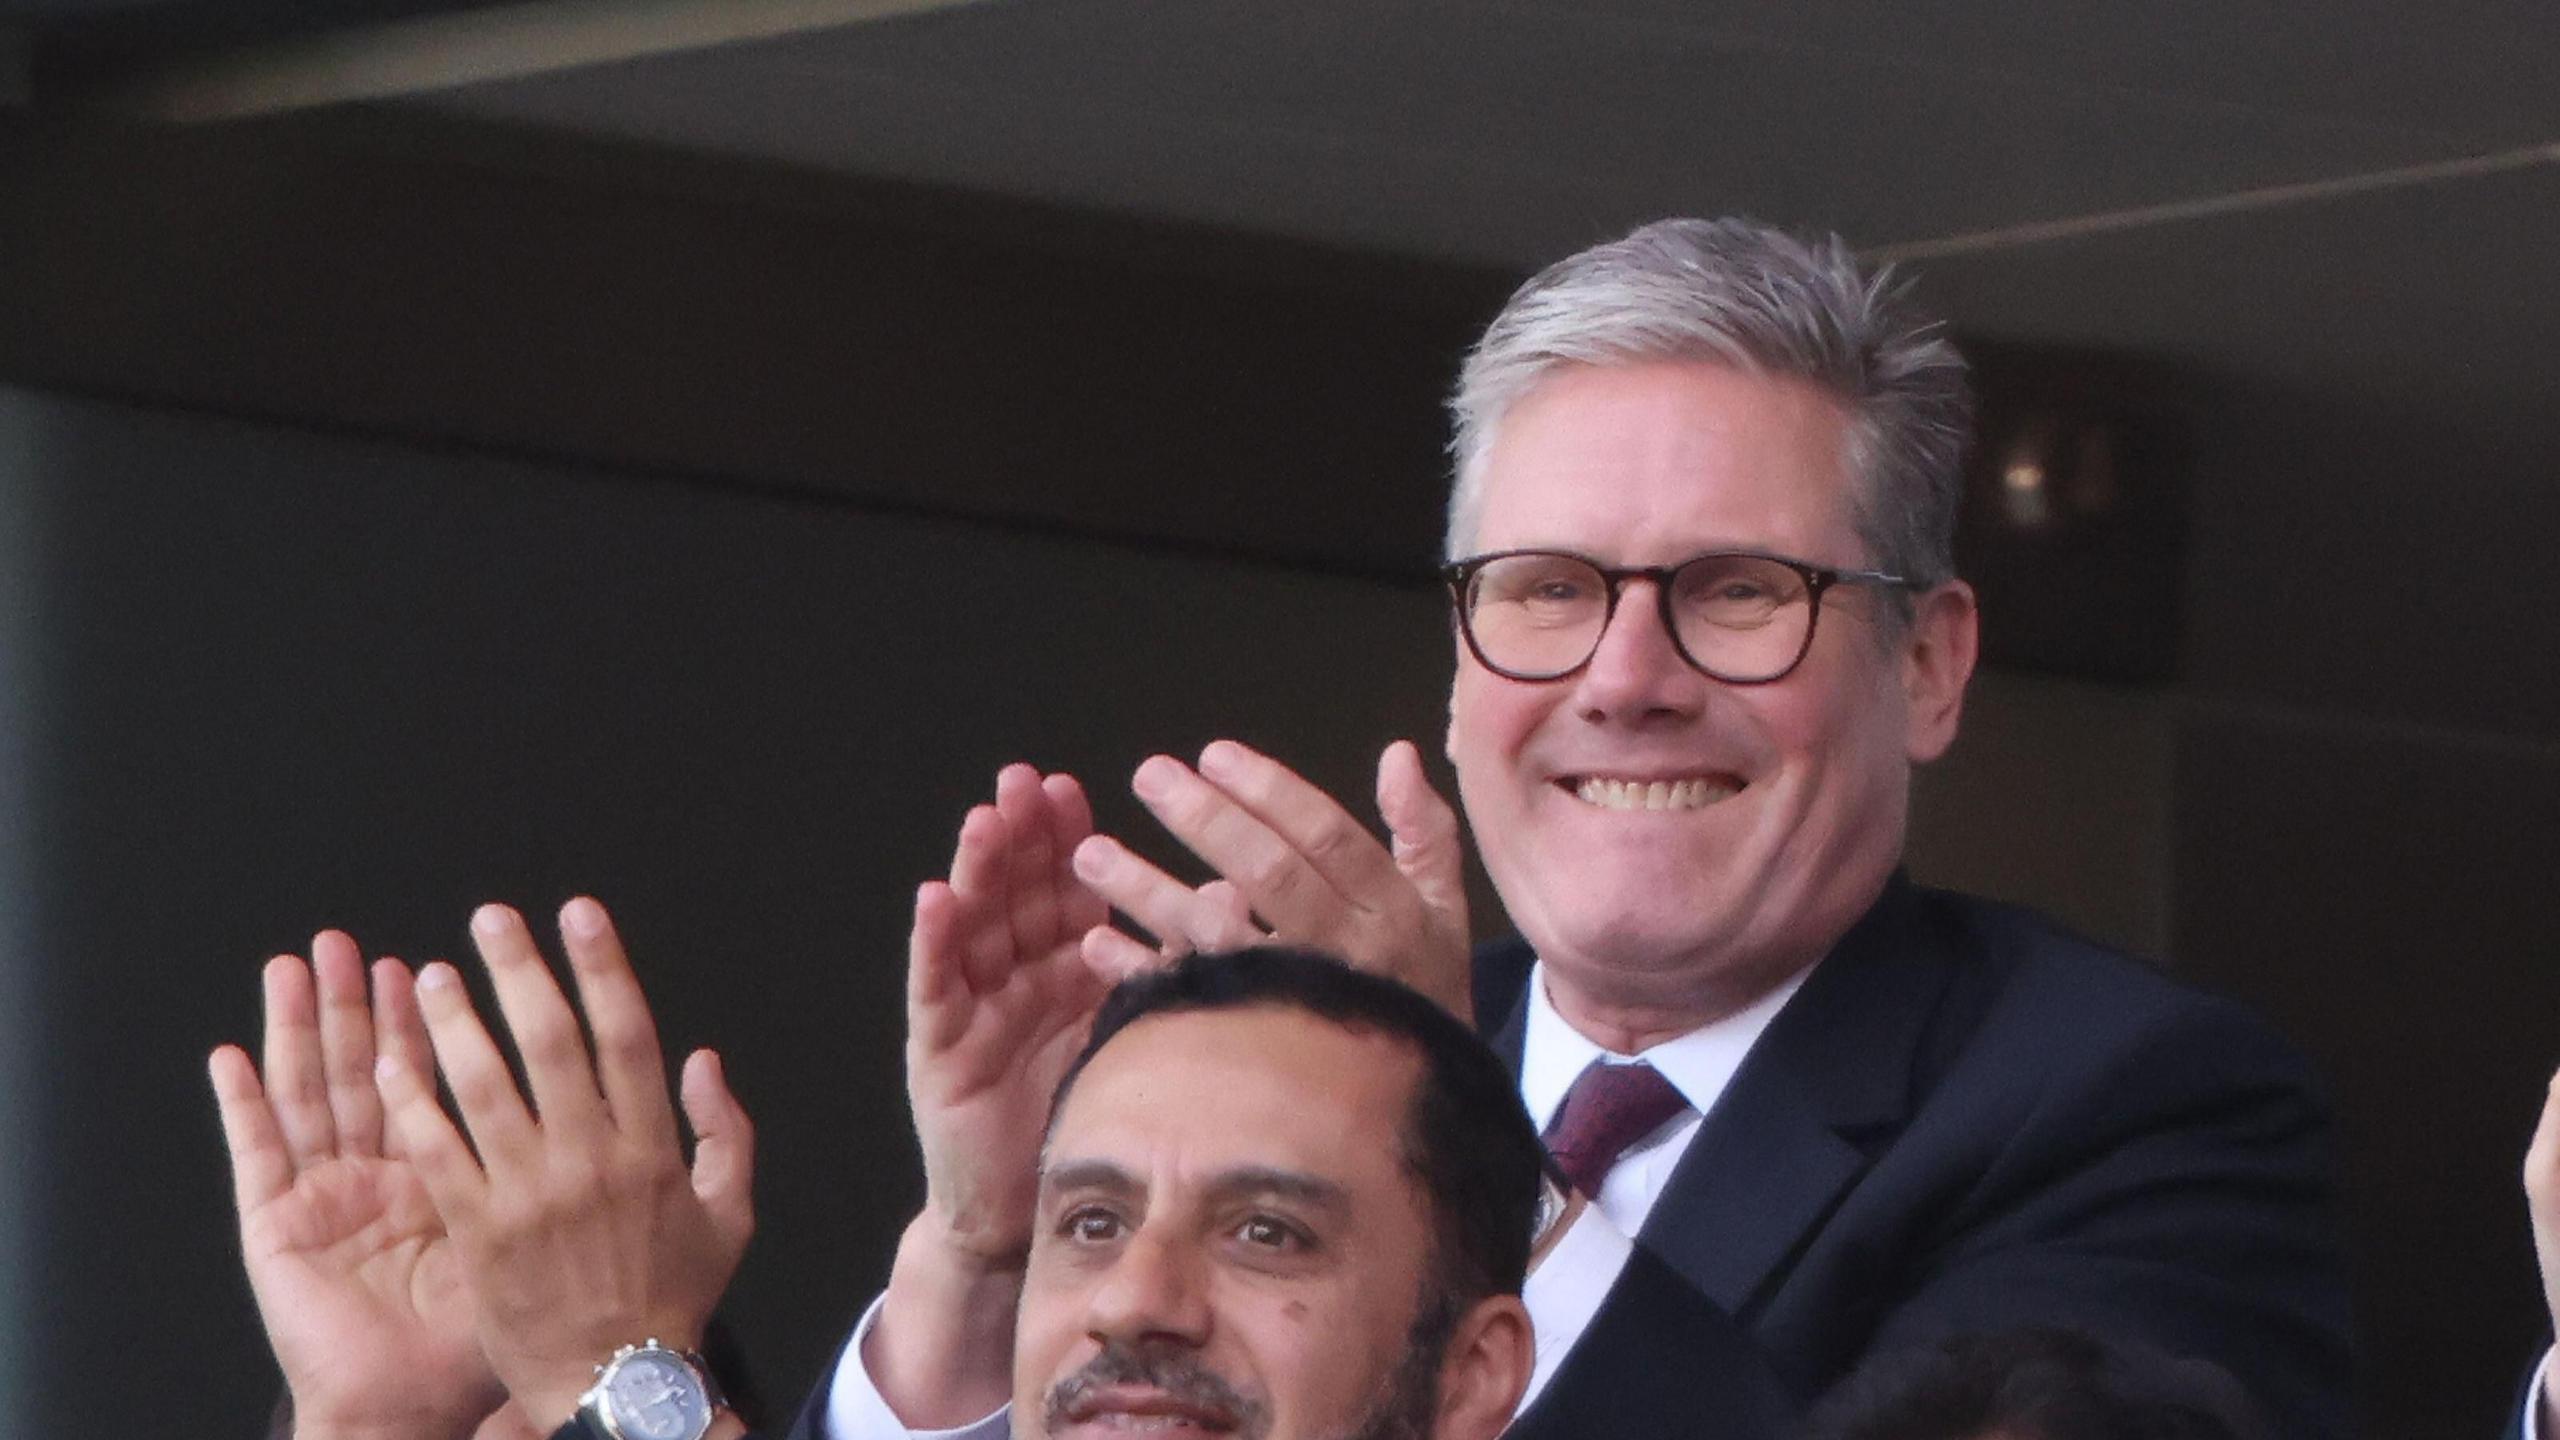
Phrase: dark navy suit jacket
[{"left": 1485, "top": 874, "right": 2355, "bottom": 1439}]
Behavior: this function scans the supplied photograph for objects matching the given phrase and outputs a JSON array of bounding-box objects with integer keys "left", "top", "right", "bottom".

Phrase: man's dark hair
[
  {"left": 1052, "top": 947, "right": 1544, "bottom": 1318},
  {"left": 1798, "top": 1327, "right": 2271, "bottom": 1440}
]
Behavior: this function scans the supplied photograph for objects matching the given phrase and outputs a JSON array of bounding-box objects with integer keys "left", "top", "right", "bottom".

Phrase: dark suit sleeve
[
  {"left": 1507, "top": 1247, "right": 1795, "bottom": 1440},
  {"left": 1846, "top": 995, "right": 2352, "bottom": 1440},
  {"left": 1522, "top": 973, "right": 2348, "bottom": 1438},
  {"left": 777, "top": 1325, "right": 852, "bottom": 1440}
]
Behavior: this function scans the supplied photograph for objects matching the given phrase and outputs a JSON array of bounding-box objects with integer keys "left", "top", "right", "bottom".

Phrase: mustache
[{"left": 1042, "top": 1342, "right": 1266, "bottom": 1434}]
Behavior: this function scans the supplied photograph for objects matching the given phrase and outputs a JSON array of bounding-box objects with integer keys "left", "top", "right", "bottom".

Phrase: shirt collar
[{"left": 1519, "top": 958, "right": 1816, "bottom": 1132}]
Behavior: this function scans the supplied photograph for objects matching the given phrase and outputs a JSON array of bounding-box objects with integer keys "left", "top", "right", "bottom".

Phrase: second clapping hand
[
  {"left": 865, "top": 764, "right": 1115, "bottom": 1427},
  {"left": 375, "top": 899, "right": 755, "bottom": 1437},
  {"left": 1068, "top": 737, "right": 1476, "bottom": 1021}
]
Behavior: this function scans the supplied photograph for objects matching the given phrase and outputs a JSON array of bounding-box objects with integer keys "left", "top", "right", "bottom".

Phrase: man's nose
[
  {"left": 1575, "top": 580, "right": 1709, "bottom": 722},
  {"left": 1085, "top": 1229, "right": 1213, "bottom": 1348}
]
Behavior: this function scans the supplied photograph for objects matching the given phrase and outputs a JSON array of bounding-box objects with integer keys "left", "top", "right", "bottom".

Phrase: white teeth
[{"left": 1572, "top": 776, "right": 1735, "bottom": 811}]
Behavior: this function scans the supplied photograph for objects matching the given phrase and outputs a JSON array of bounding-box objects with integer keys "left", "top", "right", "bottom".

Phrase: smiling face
[
  {"left": 1447, "top": 360, "right": 1973, "bottom": 1040},
  {"left": 1015, "top": 1007, "right": 1480, "bottom": 1440}
]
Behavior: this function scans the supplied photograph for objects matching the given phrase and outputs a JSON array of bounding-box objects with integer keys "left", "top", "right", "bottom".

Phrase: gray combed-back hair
[{"left": 1445, "top": 217, "right": 1974, "bottom": 594}]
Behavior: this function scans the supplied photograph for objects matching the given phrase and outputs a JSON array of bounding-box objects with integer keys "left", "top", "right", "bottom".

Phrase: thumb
[
  {"left": 682, "top": 1049, "right": 757, "bottom": 1250},
  {"left": 1377, "top": 740, "right": 1468, "bottom": 935}
]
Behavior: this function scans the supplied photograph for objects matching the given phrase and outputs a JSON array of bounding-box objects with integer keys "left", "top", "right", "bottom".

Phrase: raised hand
[
  {"left": 2526, "top": 1062, "right": 2560, "bottom": 1435},
  {"left": 868, "top": 764, "right": 1115, "bottom": 1425},
  {"left": 375, "top": 899, "right": 754, "bottom": 1434},
  {"left": 1071, "top": 738, "right": 1475, "bottom": 1019},
  {"left": 910, "top": 765, "right": 1115, "bottom": 1254},
  {"left": 211, "top": 933, "right": 500, "bottom": 1440}
]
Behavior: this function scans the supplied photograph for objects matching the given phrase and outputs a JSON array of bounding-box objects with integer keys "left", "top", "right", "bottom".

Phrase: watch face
[{"left": 601, "top": 1348, "right": 712, "bottom": 1440}]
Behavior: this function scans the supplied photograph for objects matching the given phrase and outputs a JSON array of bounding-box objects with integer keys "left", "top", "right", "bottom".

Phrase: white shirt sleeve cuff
[
  {"left": 1516, "top": 1203, "right": 1635, "bottom": 1414},
  {"left": 2524, "top": 1346, "right": 2557, "bottom": 1440},
  {"left": 818, "top": 1290, "right": 1014, "bottom": 1440}
]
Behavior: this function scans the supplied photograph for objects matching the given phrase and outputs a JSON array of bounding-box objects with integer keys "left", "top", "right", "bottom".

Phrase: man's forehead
[
  {"left": 1049, "top": 1006, "right": 1422, "bottom": 1154},
  {"left": 1474, "top": 360, "right": 1861, "bottom": 554}
]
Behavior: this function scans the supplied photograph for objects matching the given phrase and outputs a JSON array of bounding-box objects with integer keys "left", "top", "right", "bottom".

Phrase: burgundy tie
[{"left": 1543, "top": 1060, "right": 1691, "bottom": 1196}]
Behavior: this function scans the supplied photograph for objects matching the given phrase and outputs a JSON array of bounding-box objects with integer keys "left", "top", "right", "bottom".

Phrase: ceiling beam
[
  {"left": 1871, "top": 141, "right": 2560, "bottom": 264},
  {"left": 56, "top": 0, "right": 992, "bottom": 122}
]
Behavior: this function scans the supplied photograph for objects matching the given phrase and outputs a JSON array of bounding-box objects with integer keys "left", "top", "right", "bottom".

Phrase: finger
[
  {"left": 1196, "top": 740, "right": 1410, "bottom": 915},
  {"left": 681, "top": 1049, "right": 757, "bottom": 1254},
  {"left": 468, "top": 903, "right": 609, "bottom": 1139},
  {"left": 260, "top": 953, "right": 337, "bottom": 1167},
  {"left": 558, "top": 897, "right": 677, "bottom": 1150},
  {"left": 208, "top": 1045, "right": 294, "bottom": 1215},
  {"left": 1041, "top": 772, "right": 1111, "bottom": 935},
  {"left": 372, "top": 960, "right": 436, "bottom": 1088},
  {"left": 2528, "top": 1064, "right": 2560, "bottom": 1212},
  {"left": 1072, "top": 833, "right": 1261, "bottom": 955},
  {"left": 1128, "top": 752, "right": 1353, "bottom": 941},
  {"left": 412, "top": 958, "right": 538, "bottom": 1166},
  {"left": 944, "top": 804, "right": 1017, "bottom": 994},
  {"left": 1192, "top": 881, "right": 1263, "bottom": 946},
  {"left": 1081, "top": 922, "right": 1170, "bottom": 983},
  {"left": 1377, "top": 740, "right": 1470, "bottom": 929},
  {"left": 375, "top": 1049, "right": 489, "bottom": 1225},
  {"left": 312, "top": 930, "right": 385, "bottom": 1157},
  {"left": 995, "top": 764, "right": 1063, "bottom": 962},
  {"left": 371, "top": 960, "right": 435, "bottom": 1161},
  {"left": 908, "top": 880, "right": 964, "bottom": 1032}
]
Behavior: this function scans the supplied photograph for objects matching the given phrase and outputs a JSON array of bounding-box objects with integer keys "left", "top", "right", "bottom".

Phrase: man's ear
[
  {"left": 1433, "top": 1294, "right": 1535, "bottom": 1440},
  {"left": 1900, "top": 579, "right": 1979, "bottom": 764}
]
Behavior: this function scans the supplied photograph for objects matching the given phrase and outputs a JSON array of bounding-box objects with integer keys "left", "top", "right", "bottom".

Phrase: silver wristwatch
[{"left": 572, "top": 1338, "right": 724, "bottom": 1440}]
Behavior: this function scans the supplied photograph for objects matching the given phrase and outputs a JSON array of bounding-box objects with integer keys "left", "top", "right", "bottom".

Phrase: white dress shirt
[
  {"left": 1518, "top": 959, "right": 1814, "bottom": 1238},
  {"left": 821, "top": 958, "right": 1815, "bottom": 1439},
  {"left": 2524, "top": 1349, "right": 2554, "bottom": 1440}
]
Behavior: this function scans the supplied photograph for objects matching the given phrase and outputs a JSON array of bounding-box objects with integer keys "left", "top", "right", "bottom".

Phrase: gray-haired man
[{"left": 826, "top": 219, "right": 2356, "bottom": 1437}]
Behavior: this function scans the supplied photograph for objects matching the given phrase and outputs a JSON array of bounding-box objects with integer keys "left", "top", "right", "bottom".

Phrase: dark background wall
[
  {"left": 3, "top": 380, "right": 1466, "bottom": 1420},
  {"left": 4, "top": 100, "right": 2556, "bottom": 1439}
]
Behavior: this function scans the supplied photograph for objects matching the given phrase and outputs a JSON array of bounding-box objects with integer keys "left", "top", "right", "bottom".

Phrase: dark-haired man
[{"left": 808, "top": 766, "right": 1785, "bottom": 1440}]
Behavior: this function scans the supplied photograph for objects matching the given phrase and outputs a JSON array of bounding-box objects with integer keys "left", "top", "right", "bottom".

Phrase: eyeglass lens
[{"left": 1461, "top": 552, "right": 1815, "bottom": 681}]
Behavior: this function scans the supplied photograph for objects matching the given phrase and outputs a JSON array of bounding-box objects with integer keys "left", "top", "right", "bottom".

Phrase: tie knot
[{"left": 1544, "top": 1061, "right": 1690, "bottom": 1196}]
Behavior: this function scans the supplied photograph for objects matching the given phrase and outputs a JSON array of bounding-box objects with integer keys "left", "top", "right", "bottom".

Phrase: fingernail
[
  {"left": 1071, "top": 837, "right": 1115, "bottom": 880},
  {"left": 470, "top": 904, "right": 511, "bottom": 939},
  {"left": 418, "top": 963, "right": 456, "bottom": 992},
  {"left": 562, "top": 896, "right": 604, "bottom": 938},
  {"left": 1198, "top": 740, "right": 1243, "bottom": 778},
  {"left": 1132, "top": 756, "right": 1179, "bottom": 800},
  {"left": 374, "top": 1055, "right": 400, "bottom": 1083}
]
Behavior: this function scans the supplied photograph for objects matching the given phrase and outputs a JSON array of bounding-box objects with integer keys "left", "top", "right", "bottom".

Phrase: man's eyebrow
[
  {"left": 1203, "top": 1166, "right": 1351, "bottom": 1213},
  {"left": 1039, "top": 1158, "right": 1141, "bottom": 1199}
]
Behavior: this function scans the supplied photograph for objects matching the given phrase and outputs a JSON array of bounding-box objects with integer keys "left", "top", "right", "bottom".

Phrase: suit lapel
[
  {"left": 1636, "top": 877, "right": 1960, "bottom": 1318},
  {"left": 1477, "top": 933, "right": 1537, "bottom": 1073}
]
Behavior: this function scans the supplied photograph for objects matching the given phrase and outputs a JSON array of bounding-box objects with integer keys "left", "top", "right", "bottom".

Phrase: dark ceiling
[
  {"left": 12, "top": 0, "right": 2552, "bottom": 431},
  {"left": 6, "top": 0, "right": 2559, "bottom": 702}
]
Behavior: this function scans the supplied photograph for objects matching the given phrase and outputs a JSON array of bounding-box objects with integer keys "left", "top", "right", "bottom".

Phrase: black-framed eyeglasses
[{"left": 1440, "top": 548, "right": 1913, "bottom": 684}]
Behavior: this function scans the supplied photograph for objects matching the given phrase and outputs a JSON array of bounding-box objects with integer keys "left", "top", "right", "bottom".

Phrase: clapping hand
[
  {"left": 867, "top": 764, "right": 1115, "bottom": 1425},
  {"left": 374, "top": 899, "right": 754, "bottom": 1435},
  {"left": 211, "top": 932, "right": 501, "bottom": 1440},
  {"left": 1070, "top": 738, "right": 1475, "bottom": 1020}
]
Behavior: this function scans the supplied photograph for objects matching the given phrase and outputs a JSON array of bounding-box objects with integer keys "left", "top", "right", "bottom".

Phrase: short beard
[
  {"left": 1340, "top": 1280, "right": 1463, "bottom": 1440},
  {"left": 1038, "top": 1278, "right": 1465, "bottom": 1440},
  {"left": 1043, "top": 1340, "right": 1267, "bottom": 1439}
]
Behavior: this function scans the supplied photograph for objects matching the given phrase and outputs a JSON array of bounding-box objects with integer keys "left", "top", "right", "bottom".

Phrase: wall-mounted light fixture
[{"left": 1957, "top": 345, "right": 2193, "bottom": 684}]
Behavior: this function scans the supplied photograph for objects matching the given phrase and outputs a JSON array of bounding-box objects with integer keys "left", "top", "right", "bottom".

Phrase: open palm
[
  {"left": 213, "top": 939, "right": 502, "bottom": 1435},
  {"left": 907, "top": 766, "right": 1114, "bottom": 1261},
  {"left": 244, "top": 1152, "right": 490, "bottom": 1410}
]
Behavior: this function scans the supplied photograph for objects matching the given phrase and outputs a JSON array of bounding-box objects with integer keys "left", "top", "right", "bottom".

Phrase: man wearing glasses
[{"left": 822, "top": 219, "right": 2354, "bottom": 1437}]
